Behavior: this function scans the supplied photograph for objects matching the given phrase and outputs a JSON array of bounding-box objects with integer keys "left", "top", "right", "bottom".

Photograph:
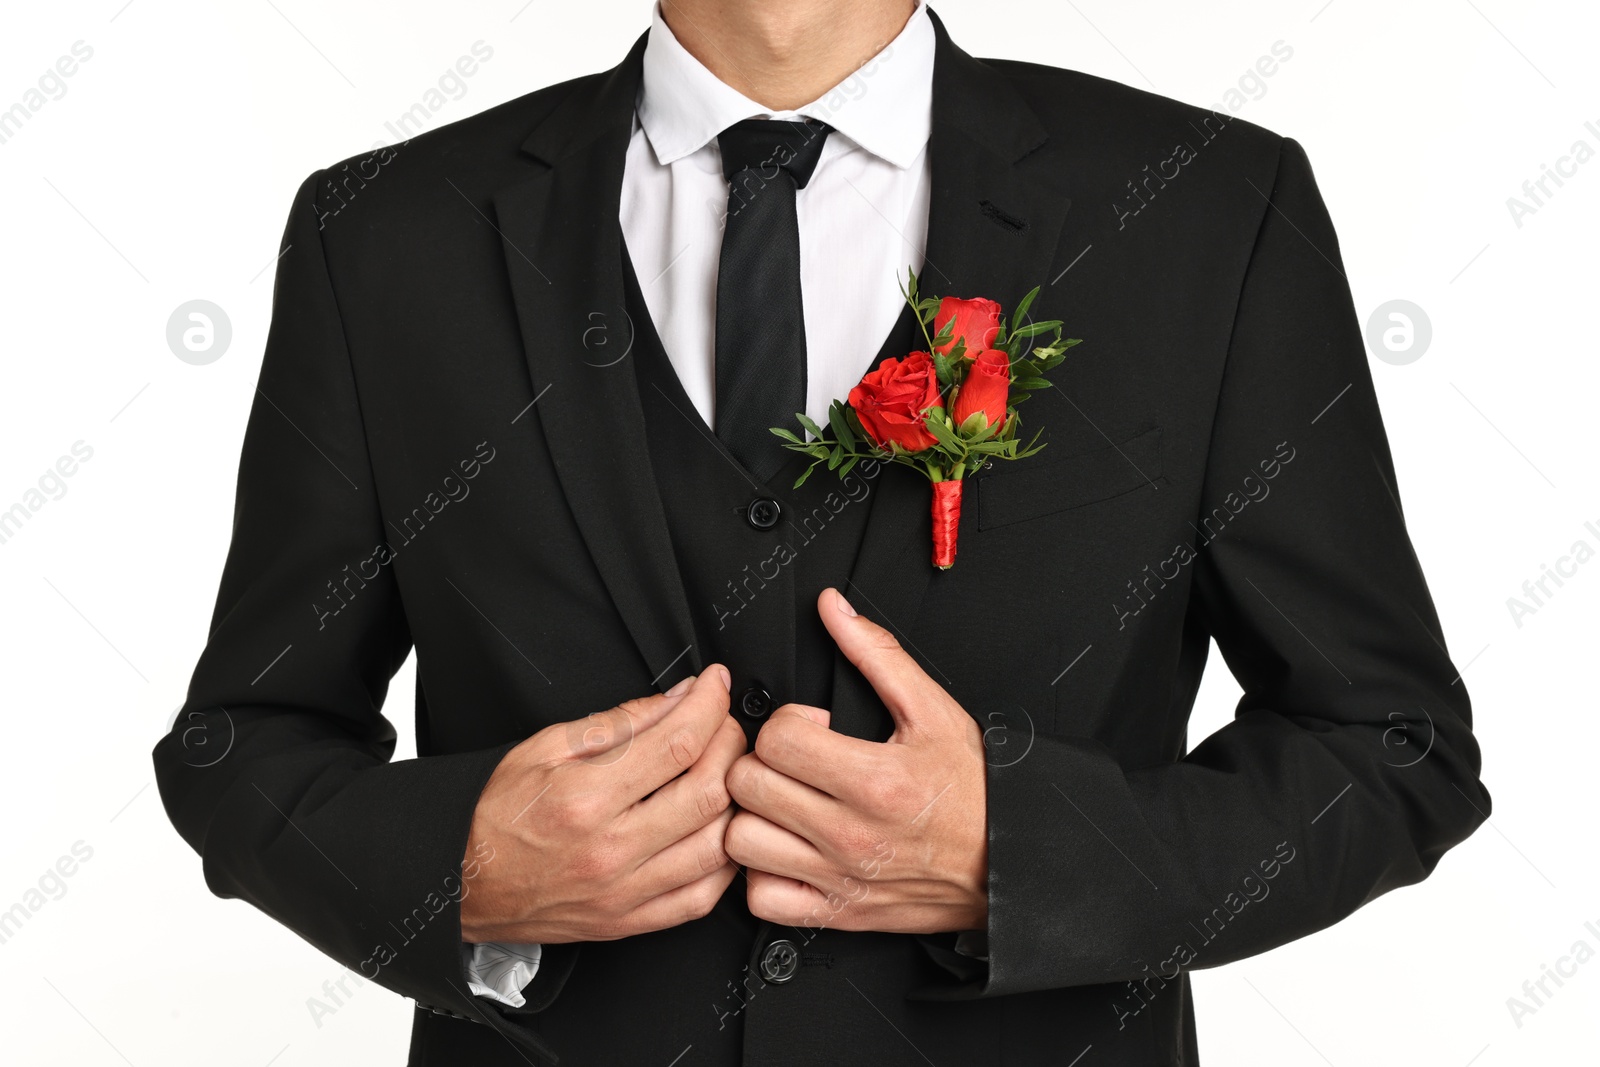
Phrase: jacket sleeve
[
  {"left": 152, "top": 171, "right": 569, "bottom": 1055},
  {"left": 972, "top": 138, "right": 1490, "bottom": 998}
]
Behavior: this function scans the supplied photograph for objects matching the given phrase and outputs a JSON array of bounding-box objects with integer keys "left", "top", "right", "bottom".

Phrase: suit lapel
[
  {"left": 487, "top": 12, "right": 1072, "bottom": 719},
  {"left": 492, "top": 32, "right": 703, "bottom": 692},
  {"left": 829, "top": 7, "right": 1075, "bottom": 737}
]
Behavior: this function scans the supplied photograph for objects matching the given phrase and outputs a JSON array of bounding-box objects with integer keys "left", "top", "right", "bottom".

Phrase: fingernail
[
  {"left": 835, "top": 590, "right": 857, "bottom": 617},
  {"left": 666, "top": 676, "right": 693, "bottom": 697},
  {"left": 717, "top": 665, "right": 732, "bottom": 689}
]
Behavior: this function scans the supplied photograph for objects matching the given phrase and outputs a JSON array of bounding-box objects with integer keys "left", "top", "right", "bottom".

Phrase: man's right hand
[{"left": 460, "top": 665, "right": 745, "bottom": 944}]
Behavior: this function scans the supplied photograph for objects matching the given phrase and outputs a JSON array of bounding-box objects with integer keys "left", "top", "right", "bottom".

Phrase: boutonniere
[{"left": 770, "top": 270, "right": 1081, "bottom": 570}]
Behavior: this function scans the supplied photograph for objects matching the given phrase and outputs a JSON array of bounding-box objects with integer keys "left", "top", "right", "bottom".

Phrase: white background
[{"left": 1, "top": 1, "right": 1596, "bottom": 1064}]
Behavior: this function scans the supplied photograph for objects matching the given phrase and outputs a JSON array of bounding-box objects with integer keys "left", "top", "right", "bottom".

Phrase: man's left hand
[{"left": 724, "top": 587, "right": 988, "bottom": 934}]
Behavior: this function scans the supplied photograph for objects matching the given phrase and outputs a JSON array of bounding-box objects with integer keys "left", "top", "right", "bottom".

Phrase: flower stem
[{"left": 931, "top": 480, "right": 963, "bottom": 569}]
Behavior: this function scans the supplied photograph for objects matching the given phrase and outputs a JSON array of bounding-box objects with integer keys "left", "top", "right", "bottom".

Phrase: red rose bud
[
  {"left": 931, "top": 479, "right": 963, "bottom": 569},
  {"left": 951, "top": 348, "right": 1010, "bottom": 431},
  {"left": 933, "top": 296, "right": 1003, "bottom": 357},
  {"left": 848, "top": 351, "right": 944, "bottom": 452}
]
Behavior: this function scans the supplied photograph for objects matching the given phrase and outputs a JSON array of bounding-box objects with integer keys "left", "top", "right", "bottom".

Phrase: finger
[
  {"left": 725, "top": 810, "right": 831, "bottom": 887},
  {"left": 591, "top": 664, "right": 732, "bottom": 812},
  {"left": 560, "top": 671, "right": 701, "bottom": 763},
  {"left": 777, "top": 703, "right": 830, "bottom": 727},
  {"left": 745, "top": 868, "right": 837, "bottom": 929},
  {"left": 618, "top": 860, "right": 739, "bottom": 938},
  {"left": 630, "top": 806, "right": 734, "bottom": 900},
  {"left": 626, "top": 715, "right": 745, "bottom": 851},
  {"left": 754, "top": 704, "right": 883, "bottom": 804},
  {"left": 817, "top": 588, "right": 948, "bottom": 736},
  {"left": 725, "top": 751, "right": 843, "bottom": 844}
]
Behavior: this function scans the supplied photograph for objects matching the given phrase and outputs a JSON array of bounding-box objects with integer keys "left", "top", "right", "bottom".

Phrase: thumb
[
  {"left": 817, "top": 587, "right": 949, "bottom": 737},
  {"left": 769, "top": 703, "right": 830, "bottom": 728}
]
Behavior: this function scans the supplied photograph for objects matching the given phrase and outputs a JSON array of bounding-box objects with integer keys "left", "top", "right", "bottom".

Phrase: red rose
[
  {"left": 951, "top": 348, "right": 1011, "bottom": 431},
  {"left": 933, "top": 296, "right": 1003, "bottom": 357},
  {"left": 849, "top": 351, "right": 944, "bottom": 452}
]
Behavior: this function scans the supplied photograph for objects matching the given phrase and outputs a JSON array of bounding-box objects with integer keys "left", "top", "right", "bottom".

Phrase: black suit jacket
[{"left": 154, "top": 9, "right": 1488, "bottom": 1065}]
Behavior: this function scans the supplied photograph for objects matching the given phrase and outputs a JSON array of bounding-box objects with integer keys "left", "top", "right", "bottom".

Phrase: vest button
[
  {"left": 745, "top": 497, "right": 782, "bottom": 530},
  {"left": 759, "top": 939, "right": 800, "bottom": 984},
  {"left": 739, "top": 686, "right": 773, "bottom": 718}
]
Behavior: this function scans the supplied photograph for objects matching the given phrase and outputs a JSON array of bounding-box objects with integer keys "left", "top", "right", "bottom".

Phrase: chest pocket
[{"left": 976, "top": 426, "right": 1165, "bottom": 530}]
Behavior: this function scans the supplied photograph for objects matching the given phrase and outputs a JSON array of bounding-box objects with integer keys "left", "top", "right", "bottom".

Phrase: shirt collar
[{"left": 637, "top": 0, "right": 934, "bottom": 170}]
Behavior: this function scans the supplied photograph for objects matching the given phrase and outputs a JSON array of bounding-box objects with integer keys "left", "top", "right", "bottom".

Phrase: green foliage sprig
[{"left": 770, "top": 269, "right": 1082, "bottom": 488}]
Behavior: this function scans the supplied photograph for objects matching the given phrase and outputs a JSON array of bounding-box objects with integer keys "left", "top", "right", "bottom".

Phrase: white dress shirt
[
  {"left": 466, "top": 0, "right": 935, "bottom": 1008},
  {"left": 623, "top": 0, "right": 934, "bottom": 431}
]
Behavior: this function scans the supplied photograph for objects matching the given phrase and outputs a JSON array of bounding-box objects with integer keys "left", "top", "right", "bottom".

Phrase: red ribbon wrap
[{"left": 931, "top": 479, "right": 963, "bottom": 570}]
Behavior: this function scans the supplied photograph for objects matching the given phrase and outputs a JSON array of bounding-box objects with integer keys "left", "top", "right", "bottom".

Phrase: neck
[{"left": 659, "top": 0, "right": 916, "bottom": 111}]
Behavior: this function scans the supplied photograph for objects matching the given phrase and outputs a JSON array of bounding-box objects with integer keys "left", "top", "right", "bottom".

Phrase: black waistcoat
[
  {"left": 599, "top": 245, "right": 1016, "bottom": 1067},
  {"left": 625, "top": 243, "right": 917, "bottom": 743}
]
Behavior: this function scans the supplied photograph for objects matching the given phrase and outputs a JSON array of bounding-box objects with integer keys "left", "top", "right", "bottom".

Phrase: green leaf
[
  {"left": 828, "top": 403, "right": 857, "bottom": 453},
  {"left": 770, "top": 426, "right": 804, "bottom": 444},
  {"left": 925, "top": 411, "right": 964, "bottom": 451},
  {"left": 827, "top": 445, "right": 843, "bottom": 470},
  {"left": 797, "top": 413, "right": 826, "bottom": 442},
  {"left": 1013, "top": 377, "right": 1054, "bottom": 391},
  {"left": 1010, "top": 286, "right": 1040, "bottom": 332},
  {"left": 1010, "top": 320, "right": 1062, "bottom": 340}
]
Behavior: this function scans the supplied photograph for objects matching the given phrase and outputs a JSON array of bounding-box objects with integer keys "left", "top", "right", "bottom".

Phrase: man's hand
[
  {"left": 460, "top": 666, "right": 745, "bottom": 944},
  {"left": 725, "top": 589, "right": 988, "bottom": 934}
]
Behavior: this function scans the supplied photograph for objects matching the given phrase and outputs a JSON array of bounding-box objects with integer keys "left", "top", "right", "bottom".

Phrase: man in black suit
[{"left": 154, "top": 1, "right": 1489, "bottom": 1063}]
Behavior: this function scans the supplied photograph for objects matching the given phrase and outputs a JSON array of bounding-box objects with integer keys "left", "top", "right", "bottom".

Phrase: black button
[
  {"left": 739, "top": 686, "right": 773, "bottom": 718},
  {"left": 745, "top": 497, "right": 782, "bottom": 530},
  {"left": 760, "top": 939, "right": 800, "bottom": 984}
]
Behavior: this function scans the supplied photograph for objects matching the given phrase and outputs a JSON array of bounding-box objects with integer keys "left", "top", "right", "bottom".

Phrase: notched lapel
[{"left": 491, "top": 33, "right": 702, "bottom": 694}]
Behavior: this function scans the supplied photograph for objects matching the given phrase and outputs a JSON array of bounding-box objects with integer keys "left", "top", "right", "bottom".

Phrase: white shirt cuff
[{"left": 463, "top": 941, "right": 542, "bottom": 1007}]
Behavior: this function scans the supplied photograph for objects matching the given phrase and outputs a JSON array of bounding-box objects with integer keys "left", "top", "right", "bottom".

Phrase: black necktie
[{"left": 714, "top": 117, "right": 833, "bottom": 482}]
